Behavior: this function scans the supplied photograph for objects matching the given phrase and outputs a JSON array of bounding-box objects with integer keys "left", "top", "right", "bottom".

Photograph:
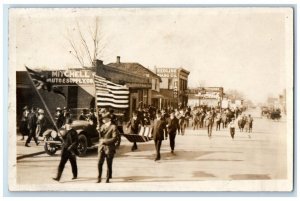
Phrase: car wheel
[
  {"left": 44, "top": 136, "right": 57, "bottom": 156},
  {"left": 77, "top": 134, "right": 88, "bottom": 157}
]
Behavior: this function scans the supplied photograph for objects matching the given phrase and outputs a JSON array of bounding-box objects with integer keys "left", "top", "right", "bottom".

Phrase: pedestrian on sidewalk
[
  {"left": 53, "top": 118, "right": 79, "bottom": 182},
  {"left": 25, "top": 107, "right": 39, "bottom": 147},
  {"left": 35, "top": 109, "right": 47, "bottom": 138},
  {"left": 152, "top": 111, "right": 167, "bottom": 161},
  {"left": 20, "top": 106, "right": 30, "bottom": 140},
  {"left": 229, "top": 118, "right": 237, "bottom": 140},
  {"left": 166, "top": 111, "right": 180, "bottom": 154},
  {"left": 97, "top": 113, "right": 118, "bottom": 183}
]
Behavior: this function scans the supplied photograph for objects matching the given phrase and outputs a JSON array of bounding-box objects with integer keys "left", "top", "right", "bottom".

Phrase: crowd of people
[
  {"left": 19, "top": 106, "right": 47, "bottom": 147},
  {"left": 19, "top": 103, "right": 254, "bottom": 183}
]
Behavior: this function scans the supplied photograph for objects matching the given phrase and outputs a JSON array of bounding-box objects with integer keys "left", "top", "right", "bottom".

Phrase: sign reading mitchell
[{"left": 45, "top": 70, "right": 95, "bottom": 85}]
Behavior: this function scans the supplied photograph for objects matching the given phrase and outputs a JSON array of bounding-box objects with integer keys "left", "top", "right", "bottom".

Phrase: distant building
[
  {"left": 155, "top": 67, "right": 190, "bottom": 108},
  {"left": 186, "top": 87, "right": 224, "bottom": 108}
]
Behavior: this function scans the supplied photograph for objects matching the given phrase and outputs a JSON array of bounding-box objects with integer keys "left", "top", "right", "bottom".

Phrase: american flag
[
  {"left": 25, "top": 66, "right": 66, "bottom": 100},
  {"left": 94, "top": 75, "right": 129, "bottom": 108}
]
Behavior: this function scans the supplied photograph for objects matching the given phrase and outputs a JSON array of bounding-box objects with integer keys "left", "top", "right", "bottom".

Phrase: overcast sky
[{"left": 10, "top": 8, "right": 292, "bottom": 104}]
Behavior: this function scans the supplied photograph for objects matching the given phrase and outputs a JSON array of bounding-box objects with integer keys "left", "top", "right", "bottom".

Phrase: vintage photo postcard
[{"left": 8, "top": 7, "right": 294, "bottom": 191}]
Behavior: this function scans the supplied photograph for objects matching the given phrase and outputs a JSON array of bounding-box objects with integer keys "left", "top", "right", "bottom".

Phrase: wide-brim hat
[
  {"left": 56, "top": 107, "right": 62, "bottom": 111},
  {"left": 23, "top": 106, "right": 28, "bottom": 110}
]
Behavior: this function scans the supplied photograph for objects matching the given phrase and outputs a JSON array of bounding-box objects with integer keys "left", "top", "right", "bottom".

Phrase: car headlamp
[{"left": 50, "top": 130, "right": 58, "bottom": 138}]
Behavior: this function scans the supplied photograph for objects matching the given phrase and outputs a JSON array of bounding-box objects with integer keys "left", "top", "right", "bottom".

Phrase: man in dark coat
[
  {"left": 152, "top": 112, "right": 167, "bottom": 161},
  {"left": 20, "top": 106, "right": 30, "bottom": 140},
  {"left": 97, "top": 113, "right": 119, "bottom": 183},
  {"left": 126, "top": 111, "right": 143, "bottom": 151},
  {"left": 25, "top": 107, "right": 39, "bottom": 147},
  {"left": 166, "top": 111, "right": 180, "bottom": 153},
  {"left": 55, "top": 107, "right": 65, "bottom": 129},
  {"left": 53, "top": 118, "right": 78, "bottom": 181}
]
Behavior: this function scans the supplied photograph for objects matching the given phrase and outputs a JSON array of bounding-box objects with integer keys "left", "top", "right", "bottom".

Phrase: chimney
[
  {"left": 116, "top": 56, "right": 121, "bottom": 64},
  {"left": 93, "top": 59, "right": 104, "bottom": 76}
]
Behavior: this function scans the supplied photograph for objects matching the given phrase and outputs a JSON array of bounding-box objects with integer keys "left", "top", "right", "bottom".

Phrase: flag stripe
[
  {"left": 96, "top": 93, "right": 129, "bottom": 100},
  {"left": 96, "top": 98, "right": 129, "bottom": 104},
  {"left": 94, "top": 75, "right": 129, "bottom": 108}
]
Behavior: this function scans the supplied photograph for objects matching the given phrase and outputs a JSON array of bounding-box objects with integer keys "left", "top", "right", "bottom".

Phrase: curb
[{"left": 17, "top": 151, "right": 46, "bottom": 160}]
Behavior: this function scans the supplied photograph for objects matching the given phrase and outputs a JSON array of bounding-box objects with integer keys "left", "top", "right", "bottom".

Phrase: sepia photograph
[{"left": 8, "top": 7, "right": 294, "bottom": 192}]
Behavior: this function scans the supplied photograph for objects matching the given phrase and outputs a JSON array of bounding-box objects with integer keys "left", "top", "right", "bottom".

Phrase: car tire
[
  {"left": 77, "top": 134, "right": 88, "bottom": 157},
  {"left": 44, "top": 136, "right": 57, "bottom": 156}
]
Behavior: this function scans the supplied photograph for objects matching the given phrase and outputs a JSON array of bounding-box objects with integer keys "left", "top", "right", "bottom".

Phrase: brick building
[{"left": 16, "top": 57, "right": 161, "bottom": 123}]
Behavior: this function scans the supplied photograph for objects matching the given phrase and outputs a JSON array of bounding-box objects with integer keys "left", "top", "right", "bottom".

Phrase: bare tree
[{"left": 65, "top": 17, "right": 106, "bottom": 67}]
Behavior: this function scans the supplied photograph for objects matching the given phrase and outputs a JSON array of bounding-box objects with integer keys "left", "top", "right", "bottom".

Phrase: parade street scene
[{"left": 9, "top": 8, "right": 293, "bottom": 191}]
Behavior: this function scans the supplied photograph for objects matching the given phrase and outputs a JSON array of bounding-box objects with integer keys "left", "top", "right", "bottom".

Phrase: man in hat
[
  {"left": 55, "top": 107, "right": 64, "bottom": 129},
  {"left": 25, "top": 107, "right": 39, "bottom": 147},
  {"left": 88, "top": 108, "right": 98, "bottom": 130},
  {"left": 97, "top": 113, "right": 119, "bottom": 183},
  {"left": 36, "top": 109, "right": 47, "bottom": 138},
  {"left": 20, "top": 106, "right": 30, "bottom": 140},
  {"left": 62, "top": 107, "right": 71, "bottom": 124},
  {"left": 126, "top": 111, "right": 143, "bottom": 151},
  {"left": 53, "top": 118, "right": 78, "bottom": 182},
  {"left": 166, "top": 111, "right": 180, "bottom": 154},
  {"left": 152, "top": 111, "right": 167, "bottom": 161},
  {"left": 79, "top": 109, "right": 88, "bottom": 121}
]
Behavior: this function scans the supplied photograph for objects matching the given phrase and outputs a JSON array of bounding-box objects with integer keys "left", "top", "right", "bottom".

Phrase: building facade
[
  {"left": 155, "top": 67, "right": 190, "bottom": 109},
  {"left": 16, "top": 57, "right": 161, "bottom": 123}
]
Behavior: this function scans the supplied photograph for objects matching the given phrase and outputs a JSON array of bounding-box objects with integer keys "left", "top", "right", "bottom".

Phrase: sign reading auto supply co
[{"left": 45, "top": 70, "right": 95, "bottom": 85}]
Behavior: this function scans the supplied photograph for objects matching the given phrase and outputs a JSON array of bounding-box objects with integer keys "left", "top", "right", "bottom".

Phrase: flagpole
[
  {"left": 25, "top": 66, "right": 59, "bottom": 132},
  {"left": 93, "top": 74, "right": 101, "bottom": 131}
]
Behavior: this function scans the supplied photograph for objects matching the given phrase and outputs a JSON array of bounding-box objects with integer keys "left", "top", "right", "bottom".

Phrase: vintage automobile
[
  {"left": 270, "top": 109, "right": 281, "bottom": 120},
  {"left": 44, "top": 119, "right": 123, "bottom": 157},
  {"left": 44, "top": 120, "right": 99, "bottom": 157}
]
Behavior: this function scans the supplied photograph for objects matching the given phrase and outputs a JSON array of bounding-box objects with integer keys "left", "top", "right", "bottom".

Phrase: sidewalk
[{"left": 16, "top": 136, "right": 46, "bottom": 160}]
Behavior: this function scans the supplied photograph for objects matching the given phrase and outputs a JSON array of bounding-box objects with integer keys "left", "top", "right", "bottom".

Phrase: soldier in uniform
[
  {"left": 166, "top": 111, "right": 180, "bottom": 153},
  {"left": 53, "top": 118, "right": 78, "bottom": 182},
  {"left": 152, "top": 111, "right": 167, "bottom": 161},
  {"left": 97, "top": 113, "right": 119, "bottom": 183}
]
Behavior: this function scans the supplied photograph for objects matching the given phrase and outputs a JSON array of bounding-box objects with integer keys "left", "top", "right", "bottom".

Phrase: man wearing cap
[
  {"left": 166, "top": 111, "right": 180, "bottom": 154},
  {"left": 97, "top": 113, "right": 118, "bottom": 183},
  {"left": 53, "top": 118, "right": 78, "bottom": 182},
  {"left": 25, "top": 107, "right": 39, "bottom": 147},
  {"left": 152, "top": 111, "right": 167, "bottom": 161}
]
